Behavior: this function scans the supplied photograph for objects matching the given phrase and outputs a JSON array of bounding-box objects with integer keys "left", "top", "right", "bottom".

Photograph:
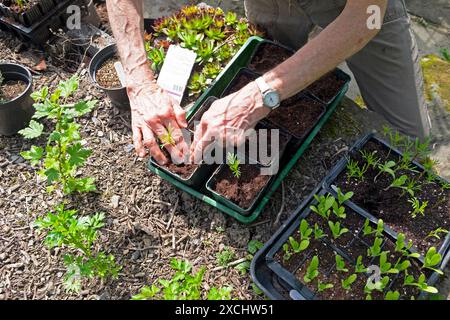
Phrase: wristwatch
[{"left": 255, "top": 77, "right": 281, "bottom": 110}]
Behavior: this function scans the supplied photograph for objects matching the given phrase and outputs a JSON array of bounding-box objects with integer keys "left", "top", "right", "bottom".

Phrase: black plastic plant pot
[
  {"left": 206, "top": 161, "right": 276, "bottom": 216},
  {"left": 304, "top": 68, "right": 351, "bottom": 106},
  {"left": 247, "top": 39, "right": 296, "bottom": 74},
  {"left": 0, "top": 63, "right": 34, "bottom": 136},
  {"left": 89, "top": 44, "right": 130, "bottom": 109},
  {"left": 149, "top": 97, "right": 219, "bottom": 189},
  {"left": 322, "top": 133, "right": 450, "bottom": 264},
  {"left": 262, "top": 186, "right": 448, "bottom": 300},
  {"left": 220, "top": 68, "right": 260, "bottom": 98}
]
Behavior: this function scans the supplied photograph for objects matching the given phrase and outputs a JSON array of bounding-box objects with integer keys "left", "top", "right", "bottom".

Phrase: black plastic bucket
[
  {"left": 0, "top": 63, "right": 34, "bottom": 136},
  {"left": 89, "top": 44, "right": 130, "bottom": 109}
]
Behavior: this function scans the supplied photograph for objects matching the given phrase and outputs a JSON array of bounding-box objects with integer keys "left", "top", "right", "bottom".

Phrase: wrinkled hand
[
  {"left": 190, "top": 82, "right": 270, "bottom": 163},
  {"left": 128, "top": 82, "right": 188, "bottom": 164}
]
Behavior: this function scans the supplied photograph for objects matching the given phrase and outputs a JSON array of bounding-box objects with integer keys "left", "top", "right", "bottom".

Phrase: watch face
[{"left": 264, "top": 91, "right": 280, "bottom": 108}]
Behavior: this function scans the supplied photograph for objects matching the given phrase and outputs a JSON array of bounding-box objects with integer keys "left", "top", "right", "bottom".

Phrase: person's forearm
[
  {"left": 264, "top": 0, "right": 387, "bottom": 100},
  {"left": 106, "top": 0, "right": 156, "bottom": 89}
]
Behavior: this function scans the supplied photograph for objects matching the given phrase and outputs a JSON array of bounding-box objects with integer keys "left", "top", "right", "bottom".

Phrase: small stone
[
  {"left": 97, "top": 131, "right": 104, "bottom": 137},
  {"left": 124, "top": 144, "right": 135, "bottom": 153},
  {"left": 111, "top": 195, "right": 120, "bottom": 208}
]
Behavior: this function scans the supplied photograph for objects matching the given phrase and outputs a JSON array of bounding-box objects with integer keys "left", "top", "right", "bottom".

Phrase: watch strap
[{"left": 255, "top": 77, "right": 271, "bottom": 95}]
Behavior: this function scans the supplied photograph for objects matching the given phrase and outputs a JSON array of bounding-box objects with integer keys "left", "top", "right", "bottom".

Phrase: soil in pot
[
  {"left": 222, "top": 69, "right": 258, "bottom": 96},
  {"left": 95, "top": 56, "right": 122, "bottom": 89},
  {"left": 211, "top": 164, "right": 271, "bottom": 210},
  {"left": 266, "top": 94, "right": 325, "bottom": 139},
  {"left": 333, "top": 139, "right": 450, "bottom": 255},
  {"left": 0, "top": 79, "right": 26, "bottom": 102},
  {"left": 306, "top": 71, "right": 347, "bottom": 103},
  {"left": 248, "top": 42, "right": 294, "bottom": 74}
]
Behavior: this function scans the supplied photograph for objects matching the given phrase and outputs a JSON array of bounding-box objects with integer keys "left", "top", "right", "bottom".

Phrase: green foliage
[
  {"left": 404, "top": 272, "right": 438, "bottom": 294},
  {"left": 367, "top": 237, "right": 384, "bottom": 258},
  {"left": 227, "top": 153, "right": 241, "bottom": 179},
  {"left": 132, "top": 259, "right": 233, "bottom": 300},
  {"left": 408, "top": 197, "right": 428, "bottom": 218},
  {"left": 282, "top": 243, "right": 292, "bottom": 262},
  {"left": 362, "top": 219, "right": 384, "bottom": 238},
  {"left": 422, "top": 247, "right": 443, "bottom": 275},
  {"left": 328, "top": 220, "right": 349, "bottom": 239},
  {"left": 310, "top": 193, "right": 335, "bottom": 219},
  {"left": 317, "top": 281, "right": 333, "bottom": 293},
  {"left": 374, "top": 160, "right": 396, "bottom": 181},
  {"left": 346, "top": 159, "right": 368, "bottom": 182},
  {"left": 287, "top": 219, "right": 312, "bottom": 254},
  {"left": 426, "top": 227, "right": 449, "bottom": 240},
  {"left": 34, "top": 204, "right": 120, "bottom": 292},
  {"left": 341, "top": 274, "right": 357, "bottom": 291},
  {"left": 336, "top": 188, "right": 354, "bottom": 206},
  {"left": 146, "top": 44, "right": 166, "bottom": 72},
  {"left": 234, "top": 240, "right": 263, "bottom": 275},
  {"left": 360, "top": 150, "right": 379, "bottom": 168},
  {"left": 385, "top": 291, "right": 400, "bottom": 300},
  {"left": 335, "top": 254, "right": 348, "bottom": 272},
  {"left": 440, "top": 48, "right": 450, "bottom": 62},
  {"left": 378, "top": 252, "right": 399, "bottom": 274},
  {"left": 355, "top": 256, "right": 367, "bottom": 273},
  {"left": 313, "top": 223, "right": 325, "bottom": 240},
  {"left": 216, "top": 247, "right": 235, "bottom": 267},
  {"left": 159, "top": 124, "right": 176, "bottom": 148},
  {"left": 395, "top": 233, "right": 420, "bottom": 258},
  {"left": 303, "top": 256, "right": 319, "bottom": 283}
]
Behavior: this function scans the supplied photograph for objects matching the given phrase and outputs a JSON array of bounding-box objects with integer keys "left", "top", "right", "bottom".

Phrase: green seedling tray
[{"left": 148, "top": 36, "right": 349, "bottom": 224}]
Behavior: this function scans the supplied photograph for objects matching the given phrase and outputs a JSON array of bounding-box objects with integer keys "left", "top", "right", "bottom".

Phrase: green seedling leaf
[
  {"left": 19, "top": 120, "right": 44, "bottom": 139},
  {"left": 303, "top": 256, "right": 319, "bottom": 283},
  {"left": 385, "top": 291, "right": 400, "bottom": 300},
  {"left": 335, "top": 254, "right": 348, "bottom": 272},
  {"left": 341, "top": 274, "right": 357, "bottom": 291},
  {"left": 328, "top": 220, "right": 349, "bottom": 239},
  {"left": 20, "top": 146, "right": 43, "bottom": 166}
]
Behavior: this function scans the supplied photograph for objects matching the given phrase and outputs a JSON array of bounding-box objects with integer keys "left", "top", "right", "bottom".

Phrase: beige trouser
[{"left": 143, "top": 0, "right": 431, "bottom": 140}]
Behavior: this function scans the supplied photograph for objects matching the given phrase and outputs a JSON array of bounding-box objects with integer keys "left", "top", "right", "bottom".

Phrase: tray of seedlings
[
  {"left": 0, "top": 0, "right": 87, "bottom": 44},
  {"left": 148, "top": 36, "right": 351, "bottom": 223},
  {"left": 254, "top": 132, "right": 449, "bottom": 300}
]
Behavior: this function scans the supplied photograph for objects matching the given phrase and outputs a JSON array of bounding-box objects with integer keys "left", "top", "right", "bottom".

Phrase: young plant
[
  {"left": 362, "top": 219, "right": 384, "bottom": 238},
  {"left": 159, "top": 124, "right": 176, "bottom": 148},
  {"left": 313, "top": 223, "right": 326, "bottom": 240},
  {"left": 303, "top": 256, "right": 319, "bottom": 283},
  {"left": 374, "top": 160, "right": 397, "bottom": 181},
  {"left": 395, "top": 233, "right": 420, "bottom": 258},
  {"left": 393, "top": 258, "right": 411, "bottom": 273},
  {"left": 385, "top": 175, "right": 420, "bottom": 197},
  {"left": 216, "top": 247, "right": 235, "bottom": 267},
  {"left": 378, "top": 252, "right": 399, "bottom": 275},
  {"left": 355, "top": 256, "right": 367, "bottom": 273},
  {"left": 341, "top": 274, "right": 357, "bottom": 291},
  {"left": 132, "top": 259, "right": 233, "bottom": 300},
  {"left": 408, "top": 197, "right": 428, "bottom": 218},
  {"left": 346, "top": 159, "right": 368, "bottom": 182},
  {"left": 310, "top": 194, "right": 335, "bottom": 219},
  {"left": 331, "top": 201, "right": 346, "bottom": 219},
  {"left": 360, "top": 150, "right": 379, "bottom": 169},
  {"left": 317, "top": 281, "right": 334, "bottom": 293},
  {"left": 146, "top": 45, "right": 166, "bottom": 72},
  {"left": 226, "top": 153, "right": 241, "bottom": 179},
  {"left": 365, "top": 275, "right": 390, "bottom": 296},
  {"left": 336, "top": 188, "right": 354, "bottom": 205},
  {"left": 328, "top": 221, "right": 349, "bottom": 239},
  {"left": 385, "top": 291, "right": 400, "bottom": 300},
  {"left": 335, "top": 254, "right": 348, "bottom": 272},
  {"left": 34, "top": 204, "right": 121, "bottom": 292},
  {"left": 422, "top": 247, "right": 443, "bottom": 274},
  {"left": 426, "top": 227, "right": 449, "bottom": 240},
  {"left": 404, "top": 272, "right": 438, "bottom": 294},
  {"left": 367, "top": 237, "right": 384, "bottom": 258},
  {"left": 282, "top": 243, "right": 292, "bottom": 262}
]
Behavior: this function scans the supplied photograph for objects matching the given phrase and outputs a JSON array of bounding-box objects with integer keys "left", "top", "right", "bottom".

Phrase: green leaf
[
  {"left": 247, "top": 240, "right": 263, "bottom": 255},
  {"left": 385, "top": 291, "right": 400, "bottom": 300},
  {"left": 74, "top": 100, "right": 97, "bottom": 116},
  {"left": 20, "top": 146, "right": 43, "bottom": 166},
  {"left": 45, "top": 168, "right": 60, "bottom": 184},
  {"left": 58, "top": 76, "right": 79, "bottom": 98},
  {"left": 18, "top": 120, "right": 44, "bottom": 139},
  {"left": 67, "top": 143, "right": 92, "bottom": 166},
  {"left": 30, "top": 86, "right": 48, "bottom": 102}
]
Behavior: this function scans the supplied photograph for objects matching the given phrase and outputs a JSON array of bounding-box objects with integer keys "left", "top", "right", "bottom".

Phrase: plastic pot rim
[{"left": 0, "top": 63, "right": 33, "bottom": 107}]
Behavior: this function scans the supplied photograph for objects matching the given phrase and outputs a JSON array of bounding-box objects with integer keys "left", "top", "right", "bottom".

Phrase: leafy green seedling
[
  {"left": 378, "top": 252, "right": 399, "bottom": 274},
  {"left": 395, "top": 233, "right": 420, "bottom": 258},
  {"left": 385, "top": 291, "right": 400, "bottom": 300},
  {"left": 234, "top": 240, "right": 263, "bottom": 275},
  {"left": 374, "top": 160, "right": 397, "bottom": 181},
  {"left": 328, "top": 221, "right": 349, "bottom": 239},
  {"left": 393, "top": 258, "right": 411, "bottom": 273},
  {"left": 216, "top": 247, "right": 235, "bottom": 267},
  {"left": 336, "top": 188, "right": 354, "bottom": 205},
  {"left": 335, "top": 254, "right": 348, "bottom": 272},
  {"left": 346, "top": 159, "right": 368, "bottom": 182},
  {"left": 360, "top": 150, "right": 379, "bottom": 168},
  {"left": 355, "top": 256, "right": 367, "bottom": 273},
  {"left": 422, "top": 247, "right": 443, "bottom": 275},
  {"left": 314, "top": 223, "right": 326, "bottom": 240},
  {"left": 367, "top": 237, "right": 384, "bottom": 258},
  {"left": 408, "top": 197, "right": 428, "bottom": 218},
  {"left": 310, "top": 194, "right": 335, "bottom": 219},
  {"left": 365, "top": 275, "right": 390, "bottom": 293},
  {"left": 227, "top": 153, "right": 241, "bottom": 179},
  {"left": 159, "top": 124, "right": 176, "bottom": 148},
  {"left": 332, "top": 201, "right": 346, "bottom": 219},
  {"left": 404, "top": 272, "right": 437, "bottom": 294},
  {"left": 362, "top": 218, "right": 384, "bottom": 237},
  {"left": 317, "top": 281, "right": 334, "bottom": 293},
  {"left": 303, "top": 256, "right": 319, "bottom": 283},
  {"left": 282, "top": 243, "right": 292, "bottom": 262},
  {"left": 289, "top": 236, "right": 309, "bottom": 254},
  {"left": 426, "top": 227, "right": 449, "bottom": 240},
  {"left": 341, "top": 274, "right": 357, "bottom": 291}
]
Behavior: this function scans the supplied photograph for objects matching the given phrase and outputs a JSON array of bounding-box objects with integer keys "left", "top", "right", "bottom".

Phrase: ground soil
[
  {"left": 333, "top": 139, "right": 450, "bottom": 255},
  {"left": 306, "top": 71, "right": 347, "bottom": 103},
  {"left": 223, "top": 70, "right": 258, "bottom": 96},
  {"left": 248, "top": 43, "right": 293, "bottom": 74},
  {"left": 266, "top": 94, "right": 326, "bottom": 139},
  {"left": 95, "top": 57, "right": 122, "bottom": 89},
  {"left": 0, "top": 80, "right": 26, "bottom": 102},
  {"left": 212, "top": 164, "right": 271, "bottom": 209}
]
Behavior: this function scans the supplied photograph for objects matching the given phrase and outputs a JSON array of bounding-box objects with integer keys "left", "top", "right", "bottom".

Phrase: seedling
[
  {"left": 378, "top": 252, "right": 399, "bottom": 274},
  {"left": 335, "top": 254, "right": 348, "bottom": 272},
  {"left": 395, "top": 233, "right": 420, "bottom": 258},
  {"left": 362, "top": 218, "right": 384, "bottom": 238},
  {"left": 313, "top": 223, "right": 325, "bottom": 240},
  {"left": 422, "top": 247, "right": 443, "bottom": 275},
  {"left": 393, "top": 258, "right": 411, "bottom": 273},
  {"left": 408, "top": 197, "right": 428, "bottom": 218},
  {"left": 360, "top": 150, "right": 379, "bottom": 169},
  {"left": 385, "top": 291, "right": 400, "bottom": 300},
  {"left": 310, "top": 194, "right": 335, "bottom": 219},
  {"left": 385, "top": 175, "right": 418, "bottom": 197},
  {"left": 317, "top": 281, "right": 334, "bottom": 293},
  {"left": 441, "top": 48, "right": 450, "bottom": 62},
  {"left": 146, "top": 45, "right": 166, "bottom": 72},
  {"left": 331, "top": 201, "right": 346, "bottom": 219},
  {"left": 288, "top": 236, "right": 309, "bottom": 254},
  {"left": 374, "top": 160, "right": 397, "bottom": 181},
  {"left": 328, "top": 221, "right": 349, "bottom": 239},
  {"left": 287, "top": 220, "right": 312, "bottom": 254},
  {"left": 132, "top": 259, "right": 233, "bottom": 300},
  {"left": 282, "top": 243, "right": 292, "bottom": 261},
  {"left": 346, "top": 159, "right": 368, "bottom": 182},
  {"left": 365, "top": 275, "right": 390, "bottom": 294},
  {"left": 426, "top": 227, "right": 449, "bottom": 240},
  {"left": 336, "top": 188, "right": 354, "bottom": 205},
  {"left": 404, "top": 272, "right": 438, "bottom": 294},
  {"left": 355, "top": 256, "right": 367, "bottom": 273},
  {"left": 159, "top": 124, "right": 177, "bottom": 148},
  {"left": 216, "top": 247, "right": 235, "bottom": 267},
  {"left": 341, "top": 274, "right": 357, "bottom": 291},
  {"left": 367, "top": 237, "right": 384, "bottom": 258},
  {"left": 303, "top": 256, "right": 319, "bottom": 283},
  {"left": 227, "top": 153, "right": 241, "bottom": 178}
]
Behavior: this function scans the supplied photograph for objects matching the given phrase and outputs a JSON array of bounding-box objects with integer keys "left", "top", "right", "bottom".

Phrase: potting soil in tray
[
  {"left": 0, "top": 79, "right": 26, "bottom": 102},
  {"left": 266, "top": 94, "right": 326, "bottom": 139},
  {"left": 212, "top": 164, "right": 271, "bottom": 209},
  {"left": 305, "top": 71, "right": 347, "bottom": 104},
  {"left": 332, "top": 138, "right": 450, "bottom": 255},
  {"left": 95, "top": 57, "right": 122, "bottom": 89},
  {"left": 248, "top": 42, "right": 294, "bottom": 74}
]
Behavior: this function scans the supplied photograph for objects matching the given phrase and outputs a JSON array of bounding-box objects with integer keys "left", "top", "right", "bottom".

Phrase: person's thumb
[{"left": 173, "top": 104, "right": 188, "bottom": 128}]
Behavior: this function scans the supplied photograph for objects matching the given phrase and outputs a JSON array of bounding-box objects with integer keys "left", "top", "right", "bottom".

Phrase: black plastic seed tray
[
  {"left": 0, "top": 0, "right": 87, "bottom": 44},
  {"left": 323, "top": 133, "right": 450, "bottom": 263}
]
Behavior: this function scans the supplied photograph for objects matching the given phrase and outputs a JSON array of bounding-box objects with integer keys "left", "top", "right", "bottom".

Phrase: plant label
[
  {"left": 114, "top": 62, "right": 126, "bottom": 87},
  {"left": 157, "top": 45, "right": 197, "bottom": 103}
]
